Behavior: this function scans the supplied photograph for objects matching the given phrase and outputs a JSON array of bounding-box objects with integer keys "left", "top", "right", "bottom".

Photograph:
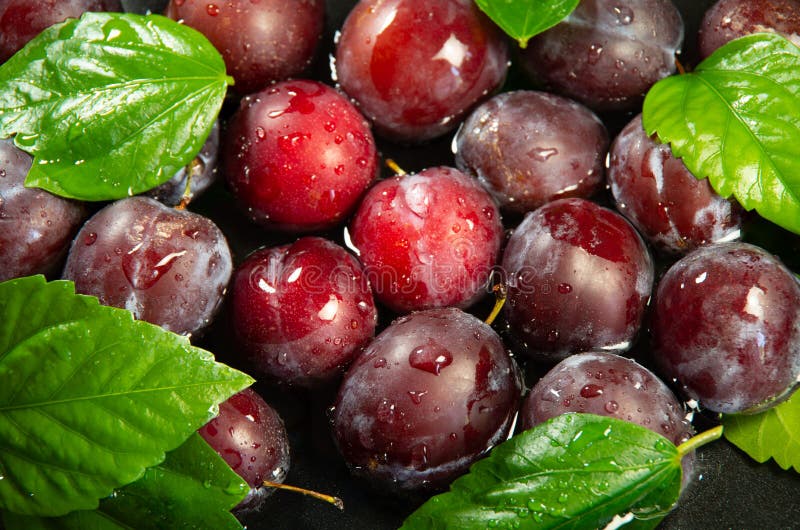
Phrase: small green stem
[
  {"left": 677, "top": 425, "right": 723, "bottom": 457},
  {"left": 484, "top": 284, "right": 507, "bottom": 326}
]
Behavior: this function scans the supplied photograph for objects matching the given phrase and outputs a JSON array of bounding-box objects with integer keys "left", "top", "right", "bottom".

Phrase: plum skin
[
  {"left": 651, "top": 242, "right": 800, "bottom": 414},
  {"left": 230, "top": 237, "right": 378, "bottom": 388},
  {"left": 331, "top": 307, "right": 522, "bottom": 492}
]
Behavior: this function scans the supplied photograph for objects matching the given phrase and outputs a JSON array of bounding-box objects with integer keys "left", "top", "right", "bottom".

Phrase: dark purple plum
[
  {"left": 608, "top": 114, "right": 742, "bottom": 254},
  {"left": 348, "top": 166, "right": 503, "bottom": 314},
  {"left": 521, "top": 352, "right": 693, "bottom": 445},
  {"left": 63, "top": 196, "right": 232, "bottom": 337},
  {"left": 0, "top": 138, "right": 86, "bottom": 281},
  {"left": 502, "top": 198, "right": 654, "bottom": 362},
  {"left": 199, "top": 388, "right": 290, "bottom": 513},
  {"left": 230, "top": 237, "right": 378, "bottom": 388},
  {"left": 145, "top": 120, "right": 219, "bottom": 207},
  {"left": 165, "top": 0, "right": 324, "bottom": 94},
  {"left": 334, "top": 0, "right": 508, "bottom": 142},
  {"left": 652, "top": 242, "right": 800, "bottom": 414},
  {"left": 0, "top": 0, "right": 122, "bottom": 63},
  {"left": 454, "top": 90, "right": 608, "bottom": 215},
  {"left": 223, "top": 79, "right": 378, "bottom": 233},
  {"left": 331, "top": 307, "right": 521, "bottom": 491},
  {"left": 520, "top": 0, "right": 684, "bottom": 112},
  {"left": 698, "top": 0, "right": 800, "bottom": 59}
]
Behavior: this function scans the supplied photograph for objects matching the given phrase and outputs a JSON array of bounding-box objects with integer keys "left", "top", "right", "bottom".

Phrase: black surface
[{"left": 92, "top": 1, "right": 800, "bottom": 528}]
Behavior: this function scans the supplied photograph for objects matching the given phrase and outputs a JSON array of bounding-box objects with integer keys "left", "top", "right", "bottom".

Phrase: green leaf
[
  {"left": 0, "top": 276, "right": 254, "bottom": 517},
  {"left": 2, "top": 434, "right": 248, "bottom": 530},
  {"left": 642, "top": 33, "right": 800, "bottom": 235},
  {"left": 401, "top": 413, "right": 682, "bottom": 530},
  {"left": 0, "top": 12, "right": 231, "bottom": 201},
  {"left": 723, "top": 390, "right": 800, "bottom": 472},
  {"left": 473, "top": 0, "right": 580, "bottom": 48}
]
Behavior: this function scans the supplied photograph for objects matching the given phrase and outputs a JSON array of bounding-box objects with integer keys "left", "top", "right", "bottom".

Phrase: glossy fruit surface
[
  {"left": 520, "top": 0, "right": 684, "bottom": 111},
  {"left": 652, "top": 242, "right": 800, "bottom": 414},
  {"left": 199, "top": 388, "right": 290, "bottom": 512},
  {"left": 165, "top": 0, "right": 324, "bottom": 94},
  {"left": 334, "top": 0, "right": 508, "bottom": 142},
  {"left": 331, "top": 307, "right": 521, "bottom": 491},
  {"left": 698, "top": 0, "right": 800, "bottom": 58},
  {"left": 230, "top": 237, "right": 377, "bottom": 387},
  {"left": 348, "top": 166, "right": 502, "bottom": 314},
  {"left": 521, "top": 351, "right": 693, "bottom": 446},
  {"left": 608, "top": 114, "right": 742, "bottom": 254},
  {"left": 0, "top": 0, "right": 122, "bottom": 62},
  {"left": 454, "top": 90, "right": 608, "bottom": 215},
  {"left": 502, "top": 198, "right": 653, "bottom": 362},
  {"left": 63, "top": 196, "right": 232, "bottom": 337},
  {"left": 0, "top": 138, "right": 86, "bottom": 281},
  {"left": 223, "top": 79, "right": 377, "bottom": 232}
]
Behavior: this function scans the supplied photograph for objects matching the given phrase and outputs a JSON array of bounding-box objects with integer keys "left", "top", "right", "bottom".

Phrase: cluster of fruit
[{"left": 1, "top": 0, "right": 799, "bottom": 527}]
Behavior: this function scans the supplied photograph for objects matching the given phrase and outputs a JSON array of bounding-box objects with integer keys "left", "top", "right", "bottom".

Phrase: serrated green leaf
[
  {"left": 401, "top": 413, "right": 682, "bottom": 530},
  {"left": 473, "top": 0, "right": 580, "bottom": 48},
  {"left": 642, "top": 33, "right": 800, "bottom": 235},
  {"left": 0, "top": 12, "right": 231, "bottom": 201},
  {"left": 2, "top": 434, "right": 247, "bottom": 530},
  {"left": 0, "top": 276, "right": 254, "bottom": 517},
  {"left": 723, "top": 390, "right": 800, "bottom": 472}
]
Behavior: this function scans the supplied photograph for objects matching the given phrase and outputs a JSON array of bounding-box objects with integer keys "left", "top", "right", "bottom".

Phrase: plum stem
[
  {"left": 385, "top": 158, "right": 407, "bottom": 176},
  {"left": 175, "top": 160, "right": 200, "bottom": 211},
  {"left": 676, "top": 425, "right": 723, "bottom": 457},
  {"left": 262, "top": 480, "right": 344, "bottom": 510},
  {"left": 484, "top": 283, "right": 507, "bottom": 326}
]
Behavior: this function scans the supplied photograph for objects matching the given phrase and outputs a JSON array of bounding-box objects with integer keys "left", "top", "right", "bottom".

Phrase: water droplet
[
  {"left": 408, "top": 340, "right": 453, "bottom": 375},
  {"left": 580, "top": 384, "right": 604, "bottom": 398},
  {"left": 324, "top": 121, "right": 336, "bottom": 132},
  {"left": 604, "top": 400, "right": 619, "bottom": 413},
  {"left": 557, "top": 283, "right": 572, "bottom": 294},
  {"left": 376, "top": 398, "right": 399, "bottom": 423},
  {"left": 530, "top": 147, "right": 559, "bottom": 161},
  {"left": 611, "top": 4, "right": 634, "bottom": 24},
  {"left": 255, "top": 126, "right": 266, "bottom": 140},
  {"left": 407, "top": 390, "right": 428, "bottom": 405},
  {"left": 335, "top": 164, "right": 345, "bottom": 175},
  {"left": 206, "top": 3, "right": 219, "bottom": 16},
  {"left": 83, "top": 232, "right": 98, "bottom": 246}
]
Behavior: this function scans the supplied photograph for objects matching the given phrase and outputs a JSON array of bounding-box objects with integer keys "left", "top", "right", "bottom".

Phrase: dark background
[{"left": 114, "top": 1, "right": 800, "bottom": 528}]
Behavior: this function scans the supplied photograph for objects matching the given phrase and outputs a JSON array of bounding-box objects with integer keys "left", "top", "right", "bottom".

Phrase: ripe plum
[
  {"left": 651, "top": 242, "right": 800, "bottom": 414},
  {"left": 0, "top": 0, "right": 122, "bottom": 63},
  {"left": 223, "top": 79, "right": 377, "bottom": 233},
  {"left": 63, "top": 196, "right": 232, "bottom": 337},
  {"left": 502, "top": 198, "right": 653, "bottom": 362},
  {"left": 0, "top": 138, "right": 86, "bottom": 281},
  {"left": 230, "top": 237, "right": 378, "bottom": 387},
  {"left": 698, "top": 0, "right": 800, "bottom": 59},
  {"left": 608, "top": 114, "right": 742, "bottom": 254},
  {"left": 165, "top": 0, "right": 324, "bottom": 94},
  {"left": 348, "top": 166, "right": 503, "bottom": 314},
  {"left": 454, "top": 90, "right": 608, "bottom": 215},
  {"left": 520, "top": 0, "right": 684, "bottom": 111},
  {"left": 334, "top": 0, "right": 508, "bottom": 142},
  {"left": 331, "top": 307, "right": 521, "bottom": 491},
  {"left": 199, "top": 388, "right": 290, "bottom": 512}
]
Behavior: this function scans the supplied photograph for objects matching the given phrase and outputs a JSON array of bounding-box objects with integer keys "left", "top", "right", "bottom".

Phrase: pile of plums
[{"left": 2, "top": 0, "right": 800, "bottom": 526}]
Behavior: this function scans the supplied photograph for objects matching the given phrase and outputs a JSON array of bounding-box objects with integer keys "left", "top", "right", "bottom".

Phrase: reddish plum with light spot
[
  {"left": 334, "top": 0, "right": 508, "bottom": 142},
  {"left": 199, "top": 388, "right": 290, "bottom": 513},
  {"left": 502, "top": 198, "right": 653, "bottom": 362},
  {"left": 331, "top": 307, "right": 521, "bottom": 491},
  {"left": 652, "top": 242, "right": 800, "bottom": 414},
  {"left": 223, "top": 79, "right": 378, "bottom": 233},
  {"left": 608, "top": 114, "right": 742, "bottom": 254},
  {"left": 698, "top": 0, "right": 800, "bottom": 59},
  {"left": 230, "top": 237, "right": 378, "bottom": 388},
  {"left": 165, "top": 0, "right": 324, "bottom": 94},
  {"left": 348, "top": 166, "right": 503, "bottom": 314},
  {"left": 62, "top": 196, "right": 232, "bottom": 337}
]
